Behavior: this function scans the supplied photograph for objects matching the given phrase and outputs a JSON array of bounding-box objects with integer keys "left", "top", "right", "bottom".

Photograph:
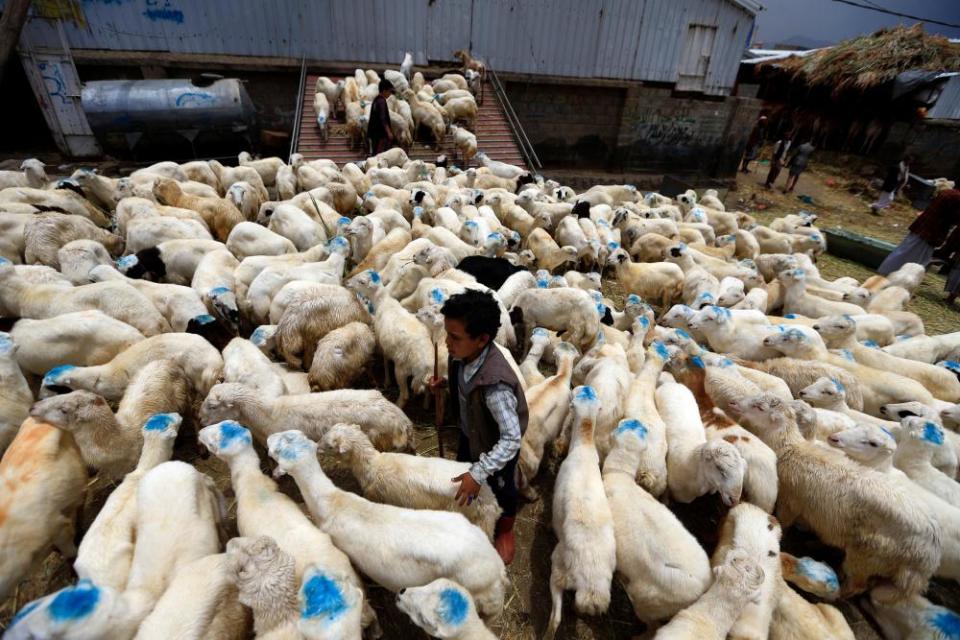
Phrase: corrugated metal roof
[
  {"left": 929, "top": 74, "right": 960, "bottom": 120},
  {"left": 13, "top": 0, "right": 755, "bottom": 96}
]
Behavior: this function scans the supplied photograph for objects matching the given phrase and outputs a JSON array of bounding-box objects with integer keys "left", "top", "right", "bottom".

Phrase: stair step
[{"left": 296, "top": 73, "right": 527, "bottom": 170}]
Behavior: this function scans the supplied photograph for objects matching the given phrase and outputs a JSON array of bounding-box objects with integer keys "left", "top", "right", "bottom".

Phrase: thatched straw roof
[{"left": 764, "top": 24, "right": 960, "bottom": 96}]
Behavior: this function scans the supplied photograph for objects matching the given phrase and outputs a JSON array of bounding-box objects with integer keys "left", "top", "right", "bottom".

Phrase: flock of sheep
[{"left": 3, "top": 64, "right": 960, "bottom": 640}]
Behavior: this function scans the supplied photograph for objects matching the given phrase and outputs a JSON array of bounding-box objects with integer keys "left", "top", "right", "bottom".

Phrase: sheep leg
[
  {"left": 397, "top": 369, "right": 410, "bottom": 409},
  {"left": 361, "top": 602, "right": 382, "bottom": 639},
  {"left": 545, "top": 544, "right": 567, "bottom": 640},
  {"left": 52, "top": 514, "right": 78, "bottom": 559},
  {"left": 382, "top": 354, "right": 392, "bottom": 387}
]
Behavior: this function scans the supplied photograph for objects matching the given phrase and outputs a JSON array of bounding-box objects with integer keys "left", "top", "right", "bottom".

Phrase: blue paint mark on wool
[
  {"left": 941, "top": 360, "right": 960, "bottom": 373},
  {"left": 438, "top": 588, "right": 469, "bottom": 626},
  {"left": 784, "top": 314, "right": 798, "bottom": 319},
  {"left": 615, "top": 419, "right": 648, "bottom": 439},
  {"left": 607, "top": 241, "right": 619, "bottom": 250},
  {"left": 862, "top": 339, "right": 879, "bottom": 348},
  {"left": 536, "top": 279, "right": 549, "bottom": 288},
  {"left": 338, "top": 217, "right": 351, "bottom": 226},
  {"left": 840, "top": 349, "right": 855, "bottom": 362},
  {"left": 250, "top": 326, "right": 270, "bottom": 345},
  {"left": 117, "top": 254, "right": 138, "bottom": 268},
  {"left": 219, "top": 421, "right": 252, "bottom": 449},
  {"left": 923, "top": 422, "right": 945, "bottom": 446},
  {"left": 43, "top": 364, "right": 76, "bottom": 386},
  {"left": 275, "top": 433, "right": 311, "bottom": 460},
  {"left": 300, "top": 572, "right": 349, "bottom": 621},
  {"left": 575, "top": 386, "right": 597, "bottom": 402},
  {"left": 49, "top": 580, "right": 100, "bottom": 621},
  {"left": 831, "top": 378, "right": 845, "bottom": 392},
  {"left": 209, "top": 286, "right": 231, "bottom": 296},
  {"left": 653, "top": 341, "right": 669, "bottom": 360},
  {"left": 928, "top": 608, "right": 960, "bottom": 639},
  {"left": 638, "top": 316, "right": 650, "bottom": 329},
  {"left": 880, "top": 427, "right": 896, "bottom": 441},
  {"left": 0, "top": 256, "right": 11, "bottom": 265},
  {"left": 796, "top": 557, "right": 839, "bottom": 593},
  {"left": 193, "top": 314, "right": 215, "bottom": 325},
  {"left": 429, "top": 288, "right": 446, "bottom": 304},
  {"left": 367, "top": 270, "right": 381, "bottom": 284},
  {"left": 690, "top": 355, "right": 705, "bottom": 369},
  {"left": 143, "top": 413, "right": 178, "bottom": 432},
  {"left": 8, "top": 599, "right": 40, "bottom": 629},
  {"left": 0, "top": 332, "right": 13, "bottom": 353},
  {"left": 675, "top": 328, "right": 691, "bottom": 340},
  {"left": 626, "top": 294, "right": 641, "bottom": 305}
]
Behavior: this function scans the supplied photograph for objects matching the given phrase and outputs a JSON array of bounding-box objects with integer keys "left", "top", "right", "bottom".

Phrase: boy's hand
[
  {"left": 428, "top": 376, "right": 447, "bottom": 393},
  {"left": 452, "top": 472, "right": 481, "bottom": 506}
]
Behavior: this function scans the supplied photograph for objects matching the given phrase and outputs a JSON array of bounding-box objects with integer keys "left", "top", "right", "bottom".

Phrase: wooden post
[
  {"left": 0, "top": 0, "right": 32, "bottom": 89},
  {"left": 433, "top": 340, "right": 445, "bottom": 459}
]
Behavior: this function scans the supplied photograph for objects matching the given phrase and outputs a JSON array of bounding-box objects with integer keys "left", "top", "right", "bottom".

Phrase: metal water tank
[{"left": 82, "top": 77, "right": 256, "bottom": 152}]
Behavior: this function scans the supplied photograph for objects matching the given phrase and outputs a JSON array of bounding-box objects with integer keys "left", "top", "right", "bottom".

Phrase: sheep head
[
  {"left": 841, "top": 288, "right": 871, "bottom": 307},
  {"left": 688, "top": 305, "right": 730, "bottom": 331},
  {"left": 267, "top": 429, "right": 318, "bottom": 477},
  {"left": 699, "top": 440, "right": 746, "bottom": 507},
  {"left": 605, "top": 247, "right": 630, "bottom": 267},
  {"left": 298, "top": 565, "right": 364, "bottom": 638},
  {"left": 37, "top": 364, "right": 81, "bottom": 396},
  {"left": 29, "top": 389, "right": 109, "bottom": 431},
  {"left": 5, "top": 579, "right": 136, "bottom": 640},
  {"left": 901, "top": 417, "right": 945, "bottom": 452},
  {"left": 942, "top": 403, "right": 960, "bottom": 429},
  {"left": 570, "top": 385, "right": 600, "bottom": 423},
  {"left": 798, "top": 376, "right": 846, "bottom": 406},
  {"left": 713, "top": 549, "right": 766, "bottom": 603},
  {"left": 761, "top": 327, "right": 811, "bottom": 355},
  {"left": 226, "top": 536, "right": 297, "bottom": 610},
  {"left": 208, "top": 286, "right": 240, "bottom": 329},
  {"left": 199, "top": 420, "right": 254, "bottom": 459},
  {"left": 611, "top": 419, "right": 650, "bottom": 455},
  {"left": 250, "top": 325, "right": 279, "bottom": 358},
  {"left": 152, "top": 178, "right": 181, "bottom": 205},
  {"left": 142, "top": 412, "right": 182, "bottom": 441},
  {"left": 826, "top": 424, "right": 896, "bottom": 464},
  {"left": 199, "top": 383, "right": 255, "bottom": 425},
  {"left": 320, "top": 423, "right": 369, "bottom": 455},
  {"left": 396, "top": 578, "right": 476, "bottom": 638},
  {"left": 879, "top": 400, "right": 932, "bottom": 421},
  {"left": 811, "top": 315, "right": 856, "bottom": 343},
  {"left": 777, "top": 268, "right": 806, "bottom": 287},
  {"left": 727, "top": 393, "right": 796, "bottom": 436}
]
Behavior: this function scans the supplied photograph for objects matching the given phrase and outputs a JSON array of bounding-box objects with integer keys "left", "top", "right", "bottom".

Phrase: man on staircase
[{"left": 367, "top": 79, "right": 396, "bottom": 155}]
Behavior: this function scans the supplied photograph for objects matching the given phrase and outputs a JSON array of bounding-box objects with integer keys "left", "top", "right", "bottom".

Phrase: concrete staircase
[{"left": 294, "top": 73, "right": 527, "bottom": 169}]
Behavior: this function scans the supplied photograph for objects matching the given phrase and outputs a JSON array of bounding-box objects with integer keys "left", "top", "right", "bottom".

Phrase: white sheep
[
  {"left": 396, "top": 579, "right": 495, "bottom": 640},
  {"left": 119, "top": 237, "right": 225, "bottom": 285},
  {"left": 321, "top": 423, "right": 500, "bottom": 538},
  {"left": 198, "top": 420, "right": 378, "bottom": 634},
  {"left": 263, "top": 201, "right": 328, "bottom": 251},
  {"left": 0, "top": 332, "right": 33, "bottom": 452},
  {"left": 545, "top": 386, "right": 617, "bottom": 639},
  {"left": 602, "top": 419, "right": 711, "bottom": 625},
  {"left": 125, "top": 215, "right": 214, "bottom": 253},
  {"left": 191, "top": 248, "right": 240, "bottom": 328},
  {"left": 883, "top": 331, "right": 960, "bottom": 364},
  {"left": 894, "top": 417, "right": 960, "bottom": 508},
  {"left": 654, "top": 550, "right": 766, "bottom": 640},
  {"left": 308, "top": 321, "right": 376, "bottom": 391},
  {"left": 24, "top": 212, "right": 123, "bottom": 268},
  {"left": 606, "top": 247, "right": 683, "bottom": 309},
  {"left": 0, "top": 261, "right": 171, "bottom": 337},
  {"left": 0, "top": 158, "right": 47, "bottom": 189},
  {"left": 861, "top": 584, "right": 960, "bottom": 640},
  {"left": 226, "top": 220, "right": 298, "bottom": 260},
  {"left": 38, "top": 331, "right": 223, "bottom": 401},
  {"left": 72, "top": 412, "right": 181, "bottom": 591},
  {"left": 576, "top": 342, "right": 631, "bottom": 458},
  {"left": 657, "top": 378, "right": 746, "bottom": 505},
  {"left": 274, "top": 283, "right": 370, "bottom": 369},
  {"left": 511, "top": 286, "right": 600, "bottom": 353},
  {"left": 267, "top": 429, "right": 508, "bottom": 617},
  {"left": 200, "top": 382, "right": 411, "bottom": 451}
]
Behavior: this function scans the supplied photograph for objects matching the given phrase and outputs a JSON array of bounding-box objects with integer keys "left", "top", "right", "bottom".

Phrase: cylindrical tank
[{"left": 82, "top": 78, "right": 256, "bottom": 135}]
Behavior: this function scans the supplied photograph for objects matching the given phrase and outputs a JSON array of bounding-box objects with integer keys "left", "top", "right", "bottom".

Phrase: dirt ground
[{"left": 3, "top": 154, "right": 960, "bottom": 638}]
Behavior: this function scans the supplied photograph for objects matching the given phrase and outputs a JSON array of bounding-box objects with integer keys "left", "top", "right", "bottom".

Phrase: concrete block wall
[{"left": 507, "top": 80, "right": 761, "bottom": 179}]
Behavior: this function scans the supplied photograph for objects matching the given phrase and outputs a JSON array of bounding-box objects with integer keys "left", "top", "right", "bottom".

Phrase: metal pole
[
  {"left": 433, "top": 340, "right": 445, "bottom": 459},
  {"left": 0, "top": 0, "right": 32, "bottom": 88}
]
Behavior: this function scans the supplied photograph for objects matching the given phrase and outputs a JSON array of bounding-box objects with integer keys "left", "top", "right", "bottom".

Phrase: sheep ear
[{"left": 94, "top": 396, "right": 107, "bottom": 406}]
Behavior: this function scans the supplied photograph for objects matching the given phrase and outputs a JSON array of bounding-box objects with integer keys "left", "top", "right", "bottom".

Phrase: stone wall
[
  {"left": 506, "top": 80, "right": 761, "bottom": 180},
  {"left": 881, "top": 118, "right": 960, "bottom": 181}
]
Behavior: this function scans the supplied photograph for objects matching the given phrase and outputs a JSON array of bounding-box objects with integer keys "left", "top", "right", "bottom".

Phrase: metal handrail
[
  {"left": 489, "top": 67, "right": 542, "bottom": 171},
  {"left": 288, "top": 56, "right": 307, "bottom": 163}
]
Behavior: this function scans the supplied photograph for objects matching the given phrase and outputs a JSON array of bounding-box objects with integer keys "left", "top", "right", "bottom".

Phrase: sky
[{"left": 753, "top": 0, "right": 960, "bottom": 48}]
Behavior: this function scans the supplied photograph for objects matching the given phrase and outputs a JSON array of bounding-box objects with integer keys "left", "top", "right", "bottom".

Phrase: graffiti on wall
[
  {"left": 624, "top": 109, "right": 698, "bottom": 147},
  {"left": 143, "top": 0, "right": 184, "bottom": 23},
  {"left": 38, "top": 61, "right": 72, "bottom": 106}
]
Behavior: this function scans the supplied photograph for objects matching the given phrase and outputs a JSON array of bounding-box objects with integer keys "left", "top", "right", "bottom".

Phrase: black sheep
[{"left": 456, "top": 255, "right": 525, "bottom": 291}]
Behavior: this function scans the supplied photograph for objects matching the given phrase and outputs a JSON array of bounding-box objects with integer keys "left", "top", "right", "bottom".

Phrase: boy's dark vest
[{"left": 448, "top": 345, "right": 528, "bottom": 461}]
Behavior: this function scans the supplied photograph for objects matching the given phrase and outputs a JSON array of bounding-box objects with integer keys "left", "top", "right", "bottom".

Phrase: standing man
[
  {"left": 764, "top": 129, "right": 793, "bottom": 189},
  {"left": 878, "top": 187, "right": 960, "bottom": 277},
  {"left": 367, "top": 79, "right": 396, "bottom": 155},
  {"left": 430, "top": 289, "right": 526, "bottom": 565},
  {"left": 783, "top": 139, "right": 815, "bottom": 193},
  {"left": 740, "top": 114, "right": 768, "bottom": 173}
]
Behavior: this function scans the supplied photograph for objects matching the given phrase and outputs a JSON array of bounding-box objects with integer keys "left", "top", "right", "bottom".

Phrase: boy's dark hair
[{"left": 441, "top": 289, "right": 502, "bottom": 340}]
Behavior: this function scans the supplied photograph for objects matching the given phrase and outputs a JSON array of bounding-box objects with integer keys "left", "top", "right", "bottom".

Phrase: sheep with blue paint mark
[
  {"left": 298, "top": 564, "right": 365, "bottom": 639},
  {"left": 72, "top": 413, "right": 181, "bottom": 591},
  {"left": 35, "top": 331, "right": 222, "bottom": 401},
  {"left": 199, "top": 421, "right": 379, "bottom": 635},
  {"left": 864, "top": 584, "right": 960, "bottom": 640},
  {"left": 602, "top": 417, "right": 712, "bottom": 625},
  {"left": 545, "top": 385, "right": 617, "bottom": 639},
  {"left": 396, "top": 578, "right": 495, "bottom": 639},
  {"left": 31, "top": 358, "right": 192, "bottom": 479},
  {"left": 267, "top": 429, "right": 508, "bottom": 617},
  {"left": 894, "top": 417, "right": 960, "bottom": 509},
  {"left": 687, "top": 304, "right": 778, "bottom": 361},
  {"left": 0, "top": 259, "right": 172, "bottom": 336}
]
